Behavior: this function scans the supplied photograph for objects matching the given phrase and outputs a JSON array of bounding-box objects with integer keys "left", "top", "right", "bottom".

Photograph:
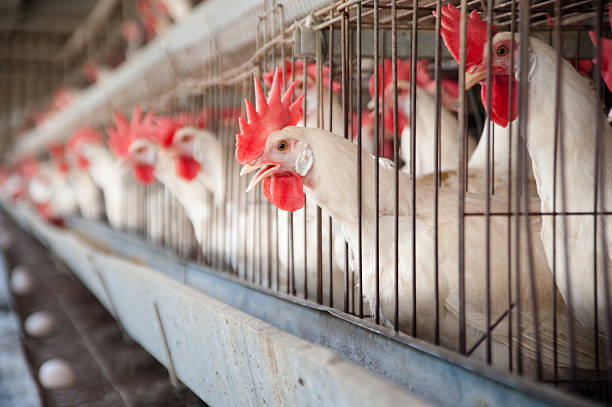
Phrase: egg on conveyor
[
  {"left": 24, "top": 311, "right": 55, "bottom": 338},
  {"left": 38, "top": 359, "right": 75, "bottom": 390},
  {"left": 10, "top": 265, "right": 33, "bottom": 296}
]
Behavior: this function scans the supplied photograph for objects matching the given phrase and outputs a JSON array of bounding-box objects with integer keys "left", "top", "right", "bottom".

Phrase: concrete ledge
[{"left": 2, "top": 204, "right": 427, "bottom": 407}]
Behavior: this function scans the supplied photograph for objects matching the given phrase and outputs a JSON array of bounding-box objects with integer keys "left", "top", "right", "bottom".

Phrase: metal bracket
[
  {"left": 294, "top": 24, "right": 320, "bottom": 58},
  {"left": 87, "top": 253, "right": 129, "bottom": 341},
  {"left": 153, "top": 302, "right": 180, "bottom": 389}
]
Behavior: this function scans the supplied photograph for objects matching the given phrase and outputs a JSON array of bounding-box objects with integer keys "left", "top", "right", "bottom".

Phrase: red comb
[
  {"left": 67, "top": 128, "right": 102, "bottom": 153},
  {"left": 368, "top": 59, "right": 412, "bottom": 100},
  {"left": 589, "top": 27, "right": 612, "bottom": 93},
  {"left": 263, "top": 61, "right": 342, "bottom": 94},
  {"left": 236, "top": 68, "right": 304, "bottom": 164},
  {"left": 107, "top": 105, "right": 155, "bottom": 157},
  {"left": 436, "top": 4, "right": 494, "bottom": 69},
  {"left": 150, "top": 116, "right": 183, "bottom": 148}
]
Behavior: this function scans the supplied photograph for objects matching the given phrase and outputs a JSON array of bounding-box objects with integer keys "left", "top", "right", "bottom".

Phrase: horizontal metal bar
[{"left": 295, "top": 28, "right": 596, "bottom": 59}]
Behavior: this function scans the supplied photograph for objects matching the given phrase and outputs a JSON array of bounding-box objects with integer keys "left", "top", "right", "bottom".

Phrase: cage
[{"left": 3, "top": 0, "right": 612, "bottom": 405}]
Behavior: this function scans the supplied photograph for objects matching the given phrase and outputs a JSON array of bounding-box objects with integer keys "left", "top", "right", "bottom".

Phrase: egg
[
  {"left": 38, "top": 359, "right": 75, "bottom": 390},
  {"left": 10, "top": 266, "right": 33, "bottom": 296},
  {"left": 24, "top": 311, "right": 55, "bottom": 338}
]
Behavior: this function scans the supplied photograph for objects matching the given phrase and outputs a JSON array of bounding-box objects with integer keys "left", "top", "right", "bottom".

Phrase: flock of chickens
[{"left": 2, "top": 2, "right": 612, "bottom": 381}]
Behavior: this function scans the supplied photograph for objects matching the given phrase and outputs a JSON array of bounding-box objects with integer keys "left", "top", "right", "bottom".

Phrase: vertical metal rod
[
  {"left": 277, "top": 4, "right": 285, "bottom": 292},
  {"left": 484, "top": 0, "right": 494, "bottom": 365},
  {"left": 392, "top": 0, "right": 400, "bottom": 332},
  {"left": 316, "top": 29, "right": 323, "bottom": 305},
  {"left": 409, "top": 0, "right": 418, "bottom": 338},
  {"left": 551, "top": 0, "right": 562, "bottom": 380},
  {"left": 433, "top": 0, "right": 442, "bottom": 346},
  {"left": 518, "top": 0, "right": 543, "bottom": 381},
  {"left": 328, "top": 11, "right": 335, "bottom": 308},
  {"left": 591, "top": 0, "right": 610, "bottom": 393},
  {"left": 457, "top": 0, "right": 468, "bottom": 355},
  {"left": 289, "top": 53, "right": 296, "bottom": 296},
  {"left": 506, "top": 0, "right": 516, "bottom": 372},
  {"left": 341, "top": 8, "right": 350, "bottom": 314},
  {"left": 357, "top": 3, "right": 364, "bottom": 320},
  {"left": 347, "top": 16, "right": 354, "bottom": 314},
  {"left": 373, "top": 0, "right": 380, "bottom": 326},
  {"left": 302, "top": 55, "right": 308, "bottom": 300}
]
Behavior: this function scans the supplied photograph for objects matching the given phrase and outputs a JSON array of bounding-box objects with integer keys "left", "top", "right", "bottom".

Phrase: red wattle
[
  {"left": 133, "top": 164, "right": 156, "bottom": 185},
  {"left": 383, "top": 108, "right": 409, "bottom": 135},
  {"left": 77, "top": 156, "right": 90, "bottom": 170},
  {"left": 481, "top": 75, "right": 518, "bottom": 128},
  {"left": 175, "top": 155, "right": 201, "bottom": 181},
  {"left": 262, "top": 173, "right": 305, "bottom": 212}
]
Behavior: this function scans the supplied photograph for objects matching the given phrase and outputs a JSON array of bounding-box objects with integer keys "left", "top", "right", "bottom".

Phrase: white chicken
[
  {"left": 236, "top": 75, "right": 601, "bottom": 378},
  {"left": 368, "top": 58, "right": 474, "bottom": 177},
  {"left": 263, "top": 63, "right": 349, "bottom": 305},
  {"left": 64, "top": 130, "right": 104, "bottom": 221},
  {"left": 439, "top": 3, "right": 612, "bottom": 333},
  {"left": 25, "top": 157, "right": 77, "bottom": 225}
]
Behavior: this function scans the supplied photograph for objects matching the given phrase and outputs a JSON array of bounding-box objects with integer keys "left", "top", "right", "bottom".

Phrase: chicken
[
  {"left": 107, "top": 107, "right": 190, "bottom": 245},
  {"left": 63, "top": 131, "right": 104, "bottom": 221},
  {"left": 263, "top": 64, "right": 349, "bottom": 305},
  {"left": 236, "top": 73, "right": 601, "bottom": 378},
  {"left": 68, "top": 121, "right": 147, "bottom": 232},
  {"left": 368, "top": 59, "right": 474, "bottom": 177},
  {"left": 439, "top": 3, "right": 612, "bottom": 334},
  {"left": 589, "top": 3, "right": 612, "bottom": 95},
  {"left": 147, "top": 115, "right": 223, "bottom": 246},
  {"left": 24, "top": 156, "right": 76, "bottom": 226}
]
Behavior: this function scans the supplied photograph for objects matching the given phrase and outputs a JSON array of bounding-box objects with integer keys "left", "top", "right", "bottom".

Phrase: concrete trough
[{"left": 2, "top": 203, "right": 428, "bottom": 406}]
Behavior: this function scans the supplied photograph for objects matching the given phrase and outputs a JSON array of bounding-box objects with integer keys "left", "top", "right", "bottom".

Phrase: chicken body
[
  {"left": 256, "top": 126, "right": 600, "bottom": 378},
  {"left": 80, "top": 142, "right": 146, "bottom": 231},
  {"left": 510, "top": 34, "right": 612, "bottom": 333},
  {"left": 398, "top": 85, "right": 475, "bottom": 177},
  {"left": 67, "top": 166, "right": 103, "bottom": 221}
]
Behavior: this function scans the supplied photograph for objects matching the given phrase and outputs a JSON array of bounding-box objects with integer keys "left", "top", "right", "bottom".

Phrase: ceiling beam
[{"left": 56, "top": 0, "right": 122, "bottom": 63}]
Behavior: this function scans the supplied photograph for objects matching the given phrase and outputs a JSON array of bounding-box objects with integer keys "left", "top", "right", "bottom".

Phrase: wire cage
[{"left": 5, "top": 0, "right": 612, "bottom": 404}]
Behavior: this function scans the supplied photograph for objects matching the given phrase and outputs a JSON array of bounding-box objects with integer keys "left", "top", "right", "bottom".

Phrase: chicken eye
[
  {"left": 135, "top": 146, "right": 147, "bottom": 154},
  {"left": 277, "top": 140, "right": 288, "bottom": 151},
  {"left": 496, "top": 45, "right": 508, "bottom": 57}
]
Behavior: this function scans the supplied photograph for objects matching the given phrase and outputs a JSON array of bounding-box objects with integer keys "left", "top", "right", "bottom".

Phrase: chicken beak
[
  {"left": 396, "top": 80, "right": 411, "bottom": 91},
  {"left": 366, "top": 99, "right": 375, "bottom": 110},
  {"left": 245, "top": 163, "right": 280, "bottom": 192},
  {"left": 240, "top": 164, "right": 259, "bottom": 177},
  {"left": 465, "top": 68, "right": 487, "bottom": 90}
]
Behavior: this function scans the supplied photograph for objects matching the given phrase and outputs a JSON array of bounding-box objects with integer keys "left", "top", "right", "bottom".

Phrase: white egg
[
  {"left": 38, "top": 359, "right": 75, "bottom": 390},
  {"left": 24, "top": 311, "right": 55, "bottom": 338},
  {"left": 10, "top": 266, "right": 33, "bottom": 296}
]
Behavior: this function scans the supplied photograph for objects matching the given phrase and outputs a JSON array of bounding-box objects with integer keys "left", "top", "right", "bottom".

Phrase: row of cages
[{"left": 5, "top": 0, "right": 612, "bottom": 403}]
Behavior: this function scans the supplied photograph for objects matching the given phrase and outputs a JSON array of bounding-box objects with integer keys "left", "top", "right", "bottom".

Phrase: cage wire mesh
[{"left": 8, "top": 0, "right": 612, "bottom": 403}]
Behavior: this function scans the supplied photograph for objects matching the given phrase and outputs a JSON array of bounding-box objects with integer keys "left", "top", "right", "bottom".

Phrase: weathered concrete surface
[
  {"left": 64, "top": 216, "right": 597, "bottom": 407},
  {"left": 0, "top": 222, "right": 41, "bottom": 407},
  {"left": 4, "top": 203, "right": 429, "bottom": 407}
]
